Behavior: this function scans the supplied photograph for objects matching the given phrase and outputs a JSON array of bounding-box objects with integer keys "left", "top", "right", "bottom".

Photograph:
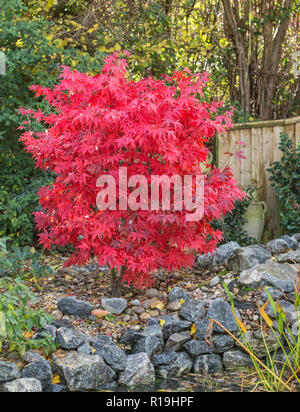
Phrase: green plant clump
[{"left": 267, "top": 132, "right": 300, "bottom": 234}]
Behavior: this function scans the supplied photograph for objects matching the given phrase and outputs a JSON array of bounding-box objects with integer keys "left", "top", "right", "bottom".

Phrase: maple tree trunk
[{"left": 110, "top": 266, "right": 125, "bottom": 297}]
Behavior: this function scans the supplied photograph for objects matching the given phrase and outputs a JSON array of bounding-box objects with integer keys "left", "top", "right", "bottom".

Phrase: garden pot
[{"left": 242, "top": 193, "right": 267, "bottom": 242}]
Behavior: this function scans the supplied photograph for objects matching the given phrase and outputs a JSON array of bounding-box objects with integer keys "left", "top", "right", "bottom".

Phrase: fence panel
[{"left": 217, "top": 116, "right": 300, "bottom": 241}]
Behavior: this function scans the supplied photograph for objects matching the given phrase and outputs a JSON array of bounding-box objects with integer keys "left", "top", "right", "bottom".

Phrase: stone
[
  {"left": 119, "top": 330, "right": 143, "bottom": 346},
  {"left": 261, "top": 288, "right": 283, "bottom": 303},
  {"left": 207, "top": 299, "right": 240, "bottom": 333},
  {"left": 168, "top": 287, "right": 192, "bottom": 303},
  {"left": 130, "top": 299, "right": 140, "bottom": 306},
  {"left": 280, "top": 235, "right": 298, "bottom": 250},
  {"left": 179, "top": 299, "right": 206, "bottom": 323},
  {"left": 291, "top": 233, "right": 300, "bottom": 244},
  {"left": 165, "top": 331, "right": 191, "bottom": 351},
  {"left": 183, "top": 339, "right": 214, "bottom": 358},
  {"left": 212, "top": 334, "right": 235, "bottom": 353},
  {"left": 265, "top": 299, "right": 297, "bottom": 323},
  {"left": 151, "top": 351, "right": 178, "bottom": 367},
  {"left": 157, "top": 352, "right": 193, "bottom": 378},
  {"left": 277, "top": 250, "right": 300, "bottom": 264},
  {"left": 56, "top": 327, "right": 87, "bottom": 349},
  {"left": 166, "top": 301, "right": 182, "bottom": 311},
  {"left": 140, "top": 312, "right": 151, "bottom": 321},
  {"left": 141, "top": 325, "right": 164, "bottom": 340},
  {"left": 0, "top": 378, "right": 42, "bottom": 392},
  {"left": 118, "top": 353, "right": 155, "bottom": 387},
  {"left": 227, "top": 245, "right": 271, "bottom": 272},
  {"left": 33, "top": 324, "right": 57, "bottom": 341},
  {"left": 239, "top": 331, "right": 281, "bottom": 358},
  {"left": 57, "top": 296, "right": 93, "bottom": 318},
  {"left": 212, "top": 241, "right": 241, "bottom": 267},
  {"left": 77, "top": 342, "right": 93, "bottom": 355},
  {"left": 21, "top": 359, "right": 52, "bottom": 389},
  {"left": 95, "top": 341, "right": 127, "bottom": 371},
  {"left": 145, "top": 289, "right": 159, "bottom": 298},
  {"left": 266, "top": 238, "right": 289, "bottom": 254},
  {"left": 101, "top": 298, "right": 127, "bottom": 314},
  {"left": 162, "top": 317, "right": 192, "bottom": 340},
  {"left": 22, "top": 351, "right": 45, "bottom": 364},
  {"left": 194, "top": 254, "right": 212, "bottom": 271},
  {"left": 223, "top": 350, "right": 253, "bottom": 369},
  {"left": 239, "top": 261, "right": 298, "bottom": 292},
  {"left": 132, "top": 336, "right": 164, "bottom": 357},
  {"left": 210, "top": 276, "right": 220, "bottom": 287},
  {"left": 52, "top": 351, "right": 115, "bottom": 391},
  {"left": 0, "top": 361, "right": 20, "bottom": 383},
  {"left": 194, "top": 354, "right": 223, "bottom": 374}
]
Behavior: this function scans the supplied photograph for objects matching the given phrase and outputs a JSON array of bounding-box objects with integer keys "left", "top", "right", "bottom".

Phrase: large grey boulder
[
  {"left": 179, "top": 299, "right": 206, "bottom": 322},
  {"left": 56, "top": 327, "right": 87, "bottom": 349},
  {"left": 57, "top": 296, "right": 93, "bottom": 318},
  {"left": 207, "top": 299, "right": 240, "bottom": 333},
  {"left": 101, "top": 298, "right": 127, "bottom": 314},
  {"left": 266, "top": 238, "right": 290, "bottom": 254},
  {"left": 0, "top": 361, "right": 20, "bottom": 384},
  {"left": 165, "top": 331, "right": 191, "bottom": 352},
  {"left": 239, "top": 261, "right": 298, "bottom": 292},
  {"left": 280, "top": 235, "right": 298, "bottom": 250},
  {"left": 157, "top": 352, "right": 193, "bottom": 378},
  {"left": 132, "top": 336, "right": 164, "bottom": 357},
  {"left": 0, "top": 378, "right": 42, "bottom": 392},
  {"left": 151, "top": 351, "right": 178, "bottom": 367},
  {"left": 228, "top": 245, "right": 271, "bottom": 272},
  {"left": 183, "top": 339, "right": 214, "bottom": 358},
  {"left": 52, "top": 351, "right": 115, "bottom": 391},
  {"left": 118, "top": 353, "right": 155, "bottom": 387}
]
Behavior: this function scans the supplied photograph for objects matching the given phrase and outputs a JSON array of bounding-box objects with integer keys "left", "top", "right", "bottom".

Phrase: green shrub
[
  {"left": 213, "top": 187, "right": 258, "bottom": 246},
  {"left": 267, "top": 133, "right": 300, "bottom": 234}
]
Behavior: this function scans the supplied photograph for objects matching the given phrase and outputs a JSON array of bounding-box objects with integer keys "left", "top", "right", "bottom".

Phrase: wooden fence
[{"left": 217, "top": 116, "right": 300, "bottom": 241}]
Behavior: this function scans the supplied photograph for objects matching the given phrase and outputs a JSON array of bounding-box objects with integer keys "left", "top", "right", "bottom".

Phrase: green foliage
[
  {"left": 0, "top": 277, "right": 56, "bottom": 355},
  {"left": 267, "top": 133, "right": 300, "bottom": 234},
  {"left": 213, "top": 187, "right": 258, "bottom": 246}
]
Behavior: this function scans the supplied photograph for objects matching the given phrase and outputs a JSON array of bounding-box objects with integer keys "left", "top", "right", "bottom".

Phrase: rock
[
  {"left": 141, "top": 325, "right": 164, "bottom": 340},
  {"left": 21, "top": 359, "right": 52, "bottom": 389},
  {"left": 101, "top": 298, "right": 127, "bottom": 314},
  {"left": 140, "top": 312, "right": 151, "bottom": 321},
  {"left": 50, "top": 319, "right": 73, "bottom": 329},
  {"left": 183, "top": 340, "right": 214, "bottom": 358},
  {"left": 145, "top": 289, "right": 159, "bottom": 298},
  {"left": 162, "top": 317, "right": 192, "bottom": 340},
  {"left": 157, "top": 352, "right": 193, "bottom": 378},
  {"left": 223, "top": 350, "right": 253, "bottom": 369},
  {"left": 151, "top": 351, "right": 178, "bottom": 367},
  {"left": 228, "top": 245, "right": 271, "bottom": 272},
  {"left": 266, "top": 239, "right": 289, "bottom": 254},
  {"left": 212, "top": 334, "right": 235, "bottom": 353},
  {"left": 130, "top": 299, "right": 140, "bottom": 306},
  {"left": 141, "top": 299, "right": 156, "bottom": 309},
  {"left": 168, "top": 287, "right": 192, "bottom": 303},
  {"left": 265, "top": 299, "right": 297, "bottom": 323},
  {"left": 52, "top": 351, "right": 115, "bottom": 391},
  {"left": 194, "top": 317, "right": 211, "bottom": 340},
  {"left": 212, "top": 241, "right": 241, "bottom": 267},
  {"left": 56, "top": 327, "right": 87, "bottom": 349},
  {"left": 166, "top": 301, "right": 182, "bottom": 311},
  {"left": 77, "top": 342, "right": 93, "bottom": 356},
  {"left": 210, "top": 276, "right": 220, "bottom": 287},
  {"left": 95, "top": 342, "right": 127, "bottom": 372},
  {"left": 132, "top": 336, "right": 164, "bottom": 357},
  {"left": 277, "top": 250, "right": 300, "bottom": 264},
  {"left": 207, "top": 299, "right": 240, "bottom": 333},
  {"left": 179, "top": 299, "right": 206, "bottom": 322},
  {"left": 239, "top": 261, "right": 298, "bottom": 292},
  {"left": 118, "top": 353, "right": 155, "bottom": 387},
  {"left": 280, "top": 235, "right": 298, "bottom": 250},
  {"left": 57, "top": 296, "right": 93, "bottom": 318},
  {"left": 92, "top": 334, "right": 114, "bottom": 349},
  {"left": 33, "top": 324, "right": 57, "bottom": 341},
  {"left": 119, "top": 330, "right": 143, "bottom": 346},
  {"left": 261, "top": 288, "right": 283, "bottom": 303},
  {"left": 165, "top": 332, "right": 191, "bottom": 351},
  {"left": 0, "top": 361, "right": 20, "bottom": 383},
  {"left": 194, "top": 254, "right": 212, "bottom": 271},
  {"left": 239, "top": 331, "right": 281, "bottom": 358},
  {"left": 0, "top": 378, "right": 42, "bottom": 392},
  {"left": 22, "top": 351, "right": 45, "bottom": 364},
  {"left": 44, "top": 383, "right": 68, "bottom": 393},
  {"left": 291, "top": 233, "right": 300, "bottom": 244},
  {"left": 194, "top": 354, "right": 223, "bottom": 374}
]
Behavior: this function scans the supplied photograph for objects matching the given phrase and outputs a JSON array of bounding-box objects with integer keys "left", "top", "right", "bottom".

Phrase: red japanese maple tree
[{"left": 20, "top": 52, "right": 245, "bottom": 296}]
